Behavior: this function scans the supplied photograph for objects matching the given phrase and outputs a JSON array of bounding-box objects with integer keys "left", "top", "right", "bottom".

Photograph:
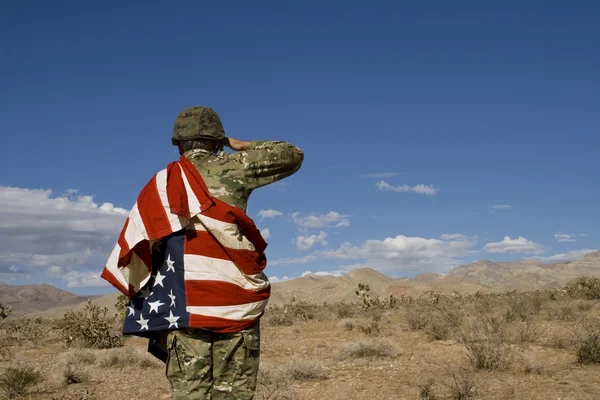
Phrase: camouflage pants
[{"left": 165, "top": 321, "right": 260, "bottom": 399}]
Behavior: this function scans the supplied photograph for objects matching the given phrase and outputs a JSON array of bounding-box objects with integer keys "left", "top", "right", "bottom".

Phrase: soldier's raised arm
[{"left": 225, "top": 138, "right": 304, "bottom": 190}]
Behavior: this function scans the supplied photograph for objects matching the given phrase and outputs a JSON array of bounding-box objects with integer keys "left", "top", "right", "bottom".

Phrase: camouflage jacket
[{"left": 183, "top": 140, "right": 304, "bottom": 211}]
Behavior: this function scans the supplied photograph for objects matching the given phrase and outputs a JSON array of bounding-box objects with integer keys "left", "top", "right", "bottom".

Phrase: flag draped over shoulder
[{"left": 100, "top": 156, "right": 270, "bottom": 333}]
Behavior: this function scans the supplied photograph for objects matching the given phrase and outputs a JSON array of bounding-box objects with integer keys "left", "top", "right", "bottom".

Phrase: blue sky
[{"left": 1, "top": 1, "right": 598, "bottom": 295}]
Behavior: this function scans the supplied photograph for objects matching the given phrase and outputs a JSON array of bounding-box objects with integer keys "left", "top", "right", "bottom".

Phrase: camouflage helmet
[{"left": 171, "top": 106, "right": 226, "bottom": 145}]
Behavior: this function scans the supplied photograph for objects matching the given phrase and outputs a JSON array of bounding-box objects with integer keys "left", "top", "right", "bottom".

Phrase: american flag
[{"left": 100, "top": 156, "right": 270, "bottom": 334}]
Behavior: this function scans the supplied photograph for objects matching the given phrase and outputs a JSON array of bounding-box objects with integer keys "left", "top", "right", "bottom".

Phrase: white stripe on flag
[
  {"left": 186, "top": 299, "right": 267, "bottom": 320},
  {"left": 192, "top": 214, "right": 257, "bottom": 251},
  {"left": 104, "top": 244, "right": 128, "bottom": 290},
  {"left": 155, "top": 168, "right": 187, "bottom": 232},
  {"left": 183, "top": 254, "right": 269, "bottom": 291},
  {"left": 178, "top": 164, "right": 202, "bottom": 216}
]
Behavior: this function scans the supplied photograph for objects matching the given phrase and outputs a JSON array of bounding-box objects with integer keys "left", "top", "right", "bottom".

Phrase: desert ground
[{"left": 2, "top": 277, "right": 600, "bottom": 400}]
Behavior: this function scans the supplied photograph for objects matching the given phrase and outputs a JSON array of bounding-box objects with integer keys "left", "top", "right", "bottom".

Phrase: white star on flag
[
  {"left": 153, "top": 271, "right": 166, "bottom": 288},
  {"left": 148, "top": 299, "right": 165, "bottom": 313},
  {"left": 136, "top": 314, "right": 149, "bottom": 330},
  {"left": 165, "top": 253, "right": 175, "bottom": 273},
  {"left": 168, "top": 289, "right": 176, "bottom": 307},
  {"left": 127, "top": 306, "right": 135, "bottom": 317},
  {"left": 164, "top": 310, "right": 180, "bottom": 329}
]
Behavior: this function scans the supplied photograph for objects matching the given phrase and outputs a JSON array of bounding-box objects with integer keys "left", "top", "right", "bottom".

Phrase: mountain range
[{"left": 2, "top": 250, "right": 599, "bottom": 318}]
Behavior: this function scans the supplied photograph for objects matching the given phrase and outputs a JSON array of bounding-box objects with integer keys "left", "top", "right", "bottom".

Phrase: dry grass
[
  {"left": 336, "top": 339, "right": 396, "bottom": 359},
  {"left": 255, "top": 365, "right": 297, "bottom": 400},
  {"left": 0, "top": 360, "right": 44, "bottom": 398},
  {"left": 3, "top": 285, "right": 600, "bottom": 399},
  {"left": 283, "top": 358, "right": 327, "bottom": 381},
  {"left": 337, "top": 319, "right": 355, "bottom": 331}
]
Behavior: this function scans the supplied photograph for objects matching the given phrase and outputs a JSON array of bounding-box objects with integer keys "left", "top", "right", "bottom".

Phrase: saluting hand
[{"left": 225, "top": 138, "right": 251, "bottom": 151}]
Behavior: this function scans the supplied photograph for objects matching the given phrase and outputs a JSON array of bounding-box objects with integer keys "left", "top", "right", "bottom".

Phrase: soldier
[{"left": 164, "top": 106, "right": 304, "bottom": 399}]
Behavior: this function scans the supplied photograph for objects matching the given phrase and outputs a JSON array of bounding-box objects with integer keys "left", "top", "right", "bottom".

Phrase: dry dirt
[{"left": 2, "top": 291, "right": 600, "bottom": 400}]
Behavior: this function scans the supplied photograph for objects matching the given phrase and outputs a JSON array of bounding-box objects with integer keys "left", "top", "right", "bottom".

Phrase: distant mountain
[
  {"left": 6, "top": 250, "right": 600, "bottom": 317},
  {"left": 0, "top": 282, "right": 95, "bottom": 316}
]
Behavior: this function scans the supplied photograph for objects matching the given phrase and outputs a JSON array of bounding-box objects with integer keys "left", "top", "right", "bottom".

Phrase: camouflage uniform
[{"left": 163, "top": 106, "right": 303, "bottom": 399}]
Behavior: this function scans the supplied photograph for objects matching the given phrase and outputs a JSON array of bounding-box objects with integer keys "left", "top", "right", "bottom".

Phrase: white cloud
[
  {"left": 554, "top": 233, "right": 586, "bottom": 243},
  {"left": 301, "top": 270, "right": 344, "bottom": 277},
  {"left": 63, "top": 271, "right": 111, "bottom": 288},
  {"left": 258, "top": 209, "right": 283, "bottom": 219},
  {"left": 292, "top": 212, "right": 350, "bottom": 229},
  {"left": 268, "top": 275, "right": 291, "bottom": 283},
  {"left": 260, "top": 228, "right": 271, "bottom": 239},
  {"left": 483, "top": 236, "right": 544, "bottom": 255},
  {"left": 359, "top": 172, "right": 401, "bottom": 179},
  {"left": 535, "top": 249, "right": 598, "bottom": 263},
  {"left": 271, "top": 233, "right": 478, "bottom": 274},
  {"left": 48, "top": 265, "right": 64, "bottom": 275},
  {"left": 296, "top": 231, "right": 328, "bottom": 250},
  {"left": 489, "top": 205, "right": 513, "bottom": 210},
  {"left": 376, "top": 181, "right": 438, "bottom": 195},
  {"left": 0, "top": 186, "right": 128, "bottom": 282}
]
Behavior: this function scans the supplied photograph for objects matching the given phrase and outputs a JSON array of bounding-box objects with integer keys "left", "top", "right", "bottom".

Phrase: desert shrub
[
  {"left": 441, "top": 365, "right": 477, "bottom": 400},
  {"left": 426, "top": 317, "right": 452, "bottom": 341},
  {"left": 337, "top": 319, "right": 355, "bottom": 331},
  {"left": 418, "top": 377, "right": 437, "bottom": 400},
  {"left": 0, "top": 303, "right": 11, "bottom": 320},
  {"left": 515, "top": 320, "right": 543, "bottom": 343},
  {"left": 114, "top": 294, "right": 129, "bottom": 324},
  {"left": 1, "top": 317, "right": 48, "bottom": 347},
  {"left": 337, "top": 339, "right": 396, "bottom": 359},
  {"left": 575, "top": 300, "right": 595, "bottom": 311},
  {"left": 265, "top": 309, "right": 294, "bottom": 326},
  {"left": 97, "top": 346, "right": 161, "bottom": 368},
  {"left": 548, "top": 302, "right": 578, "bottom": 321},
  {"left": 336, "top": 302, "right": 356, "bottom": 319},
  {"left": 504, "top": 292, "right": 542, "bottom": 322},
  {"left": 0, "top": 361, "right": 44, "bottom": 398},
  {"left": 355, "top": 283, "right": 398, "bottom": 310},
  {"left": 574, "top": 318, "right": 600, "bottom": 364},
  {"left": 56, "top": 300, "right": 123, "bottom": 349},
  {"left": 425, "top": 306, "right": 462, "bottom": 341},
  {"left": 406, "top": 304, "right": 431, "bottom": 331},
  {"left": 255, "top": 364, "right": 297, "bottom": 400},
  {"left": 454, "top": 313, "right": 514, "bottom": 371},
  {"left": 358, "top": 314, "right": 382, "bottom": 336},
  {"left": 283, "top": 359, "right": 327, "bottom": 381},
  {"left": 522, "top": 360, "right": 544, "bottom": 375},
  {"left": 473, "top": 295, "right": 495, "bottom": 314},
  {"left": 565, "top": 277, "right": 600, "bottom": 300}
]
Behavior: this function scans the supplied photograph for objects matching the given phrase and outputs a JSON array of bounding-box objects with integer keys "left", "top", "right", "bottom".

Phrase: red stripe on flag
[
  {"left": 179, "top": 156, "right": 213, "bottom": 212},
  {"left": 185, "top": 230, "right": 266, "bottom": 275},
  {"left": 188, "top": 313, "right": 262, "bottom": 333},
  {"left": 166, "top": 162, "right": 189, "bottom": 218},
  {"left": 185, "top": 280, "right": 270, "bottom": 307},
  {"left": 137, "top": 175, "right": 172, "bottom": 239},
  {"left": 100, "top": 267, "right": 136, "bottom": 297}
]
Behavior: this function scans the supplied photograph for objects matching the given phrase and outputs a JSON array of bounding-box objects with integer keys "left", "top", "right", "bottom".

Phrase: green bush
[
  {"left": 565, "top": 277, "right": 600, "bottom": 300},
  {"left": 56, "top": 300, "right": 123, "bottom": 349}
]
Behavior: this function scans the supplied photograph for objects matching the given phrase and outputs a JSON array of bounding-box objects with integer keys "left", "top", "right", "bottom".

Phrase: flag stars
[
  {"left": 127, "top": 306, "right": 135, "bottom": 317},
  {"left": 164, "top": 310, "right": 180, "bottom": 329},
  {"left": 148, "top": 300, "right": 165, "bottom": 313},
  {"left": 136, "top": 314, "right": 149, "bottom": 331},
  {"left": 153, "top": 271, "right": 166, "bottom": 288},
  {"left": 168, "top": 289, "right": 176, "bottom": 307},
  {"left": 165, "top": 253, "right": 175, "bottom": 273}
]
